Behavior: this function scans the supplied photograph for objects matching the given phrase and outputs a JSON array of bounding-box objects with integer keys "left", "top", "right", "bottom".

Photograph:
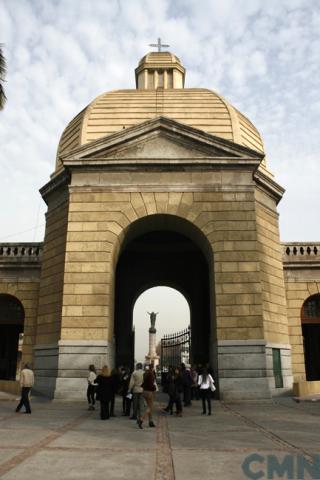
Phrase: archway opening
[
  {"left": 114, "top": 214, "right": 213, "bottom": 371},
  {"left": 301, "top": 294, "right": 320, "bottom": 381},
  {"left": 0, "top": 294, "right": 24, "bottom": 380},
  {"left": 133, "top": 286, "right": 190, "bottom": 366}
]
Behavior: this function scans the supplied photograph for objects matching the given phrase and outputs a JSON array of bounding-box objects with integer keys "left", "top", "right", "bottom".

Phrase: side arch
[
  {"left": 0, "top": 294, "right": 25, "bottom": 380},
  {"left": 301, "top": 294, "right": 320, "bottom": 381}
]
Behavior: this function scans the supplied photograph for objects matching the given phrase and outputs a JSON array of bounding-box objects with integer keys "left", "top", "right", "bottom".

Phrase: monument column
[{"left": 145, "top": 312, "right": 160, "bottom": 368}]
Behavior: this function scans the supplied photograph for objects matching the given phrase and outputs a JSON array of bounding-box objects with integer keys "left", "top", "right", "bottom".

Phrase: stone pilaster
[{"left": 33, "top": 339, "right": 114, "bottom": 399}]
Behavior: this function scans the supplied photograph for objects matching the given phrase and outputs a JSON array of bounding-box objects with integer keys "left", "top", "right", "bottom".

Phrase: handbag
[{"left": 209, "top": 377, "right": 216, "bottom": 392}]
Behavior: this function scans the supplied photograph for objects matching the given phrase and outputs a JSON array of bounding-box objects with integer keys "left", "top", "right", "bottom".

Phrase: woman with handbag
[
  {"left": 198, "top": 367, "right": 215, "bottom": 416},
  {"left": 138, "top": 365, "right": 157, "bottom": 429}
]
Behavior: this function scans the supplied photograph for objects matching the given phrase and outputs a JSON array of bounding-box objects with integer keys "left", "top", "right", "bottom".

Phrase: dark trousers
[
  {"left": 191, "top": 385, "right": 200, "bottom": 400},
  {"left": 168, "top": 393, "right": 182, "bottom": 414},
  {"left": 200, "top": 389, "right": 211, "bottom": 414},
  {"left": 110, "top": 393, "right": 115, "bottom": 415},
  {"left": 122, "top": 395, "right": 131, "bottom": 415},
  {"left": 87, "top": 384, "right": 96, "bottom": 405},
  {"left": 16, "top": 387, "right": 31, "bottom": 413},
  {"left": 183, "top": 385, "right": 192, "bottom": 406},
  {"left": 100, "top": 399, "right": 110, "bottom": 419},
  {"left": 132, "top": 392, "right": 143, "bottom": 418}
]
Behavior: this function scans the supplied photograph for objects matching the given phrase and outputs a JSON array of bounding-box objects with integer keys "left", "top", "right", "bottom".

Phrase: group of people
[
  {"left": 162, "top": 364, "right": 215, "bottom": 416},
  {"left": 13, "top": 362, "right": 215, "bottom": 424},
  {"left": 87, "top": 362, "right": 157, "bottom": 428},
  {"left": 87, "top": 362, "right": 215, "bottom": 426}
]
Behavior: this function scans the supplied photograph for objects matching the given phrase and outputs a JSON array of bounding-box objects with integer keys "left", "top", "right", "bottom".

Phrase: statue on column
[
  {"left": 145, "top": 312, "right": 160, "bottom": 367},
  {"left": 147, "top": 311, "right": 158, "bottom": 331}
]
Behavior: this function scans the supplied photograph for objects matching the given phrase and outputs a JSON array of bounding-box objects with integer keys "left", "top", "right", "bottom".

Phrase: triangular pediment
[{"left": 61, "top": 116, "right": 264, "bottom": 167}]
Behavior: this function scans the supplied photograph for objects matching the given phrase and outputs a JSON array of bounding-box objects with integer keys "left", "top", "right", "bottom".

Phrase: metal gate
[{"left": 160, "top": 326, "right": 190, "bottom": 371}]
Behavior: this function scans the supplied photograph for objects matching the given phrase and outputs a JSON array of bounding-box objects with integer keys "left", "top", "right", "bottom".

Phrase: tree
[{"left": 0, "top": 44, "right": 7, "bottom": 110}]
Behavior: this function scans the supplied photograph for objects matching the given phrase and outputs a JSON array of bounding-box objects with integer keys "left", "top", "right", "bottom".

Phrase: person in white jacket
[
  {"left": 198, "top": 367, "right": 214, "bottom": 416},
  {"left": 87, "top": 364, "right": 97, "bottom": 410},
  {"left": 15, "top": 364, "right": 34, "bottom": 414}
]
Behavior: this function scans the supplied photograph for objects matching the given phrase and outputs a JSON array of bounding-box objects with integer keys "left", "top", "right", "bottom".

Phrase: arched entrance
[
  {"left": 0, "top": 294, "right": 24, "bottom": 380},
  {"left": 133, "top": 286, "right": 190, "bottom": 365},
  {"left": 114, "top": 214, "right": 214, "bottom": 371},
  {"left": 301, "top": 294, "right": 320, "bottom": 381}
]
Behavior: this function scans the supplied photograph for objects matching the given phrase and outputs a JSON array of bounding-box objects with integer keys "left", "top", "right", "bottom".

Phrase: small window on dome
[{"left": 167, "top": 72, "right": 173, "bottom": 88}]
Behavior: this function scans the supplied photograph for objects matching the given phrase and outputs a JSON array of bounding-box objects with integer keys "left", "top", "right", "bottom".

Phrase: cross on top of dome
[{"left": 149, "top": 38, "right": 170, "bottom": 52}]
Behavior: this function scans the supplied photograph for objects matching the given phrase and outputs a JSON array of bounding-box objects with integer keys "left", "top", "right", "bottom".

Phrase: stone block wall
[
  {"left": 36, "top": 189, "right": 69, "bottom": 346},
  {"left": 255, "top": 191, "right": 290, "bottom": 345},
  {"left": 0, "top": 280, "right": 40, "bottom": 366},
  {"left": 62, "top": 169, "right": 267, "bottom": 349},
  {"left": 46, "top": 167, "right": 284, "bottom": 399}
]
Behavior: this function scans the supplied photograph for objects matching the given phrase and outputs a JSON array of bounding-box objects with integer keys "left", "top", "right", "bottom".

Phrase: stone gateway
[{"left": 0, "top": 51, "right": 319, "bottom": 400}]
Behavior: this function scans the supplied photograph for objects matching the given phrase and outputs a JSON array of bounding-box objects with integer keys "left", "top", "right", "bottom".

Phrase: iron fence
[{"left": 160, "top": 325, "right": 190, "bottom": 371}]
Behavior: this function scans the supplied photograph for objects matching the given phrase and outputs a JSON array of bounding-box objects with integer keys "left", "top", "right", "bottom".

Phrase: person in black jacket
[
  {"left": 163, "top": 367, "right": 183, "bottom": 416},
  {"left": 95, "top": 365, "right": 113, "bottom": 420},
  {"left": 119, "top": 366, "right": 131, "bottom": 416},
  {"left": 181, "top": 363, "right": 192, "bottom": 407},
  {"left": 173, "top": 367, "right": 183, "bottom": 416},
  {"left": 110, "top": 367, "right": 121, "bottom": 417},
  {"left": 162, "top": 366, "right": 175, "bottom": 414}
]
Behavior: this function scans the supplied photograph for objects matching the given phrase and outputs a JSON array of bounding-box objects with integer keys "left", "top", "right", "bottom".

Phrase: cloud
[{"left": 0, "top": 0, "right": 319, "bottom": 244}]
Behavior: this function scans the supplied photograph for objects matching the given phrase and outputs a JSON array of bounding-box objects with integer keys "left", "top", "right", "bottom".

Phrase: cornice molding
[
  {"left": 39, "top": 169, "right": 70, "bottom": 204},
  {"left": 253, "top": 168, "right": 285, "bottom": 204}
]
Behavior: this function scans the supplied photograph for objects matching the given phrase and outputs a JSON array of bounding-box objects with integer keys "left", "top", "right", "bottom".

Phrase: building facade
[{"left": 1, "top": 51, "right": 319, "bottom": 400}]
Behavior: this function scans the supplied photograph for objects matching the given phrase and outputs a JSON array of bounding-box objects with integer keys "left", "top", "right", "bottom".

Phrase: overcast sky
[
  {"left": 1, "top": 0, "right": 319, "bottom": 243},
  {"left": 1, "top": 0, "right": 319, "bottom": 357}
]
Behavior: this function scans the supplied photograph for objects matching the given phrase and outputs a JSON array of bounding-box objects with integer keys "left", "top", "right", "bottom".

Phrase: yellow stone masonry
[{"left": 59, "top": 187, "right": 269, "bottom": 344}]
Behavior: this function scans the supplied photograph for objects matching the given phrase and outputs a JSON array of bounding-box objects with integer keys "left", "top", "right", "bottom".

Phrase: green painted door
[{"left": 272, "top": 348, "right": 283, "bottom": 388}]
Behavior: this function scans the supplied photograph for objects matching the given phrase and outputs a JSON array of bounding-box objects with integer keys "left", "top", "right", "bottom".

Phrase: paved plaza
[{"left": 0, "top": 393, "right": 320, "bottom": 479}]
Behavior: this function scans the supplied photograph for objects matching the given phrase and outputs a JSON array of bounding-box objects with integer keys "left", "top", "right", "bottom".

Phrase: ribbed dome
[
  {"left": 137, "top": 51, "right": 182, "bottom": 67},
  {"left": 56, "top": 88, "right": 264, "bottom": 170}
]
